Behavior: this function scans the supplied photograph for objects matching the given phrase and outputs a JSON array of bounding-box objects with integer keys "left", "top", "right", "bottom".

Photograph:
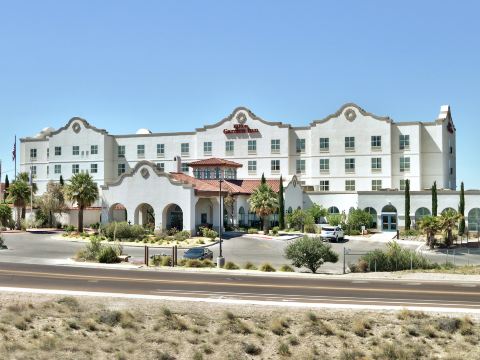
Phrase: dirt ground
[{"left": 0, "top": 292, "right": 478, "bottom": 360}]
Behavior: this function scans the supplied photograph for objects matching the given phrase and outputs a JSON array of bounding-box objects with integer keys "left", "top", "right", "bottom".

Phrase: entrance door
[{"left": 382, "top": 214, "right": 397, "bottom": 231}]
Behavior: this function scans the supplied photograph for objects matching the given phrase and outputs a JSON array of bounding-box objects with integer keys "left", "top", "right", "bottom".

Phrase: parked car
[
  {"left": 183, "top": 247, "right": 213, "bottom": 260},
  {"left": 320, "top": 226, "right": 344, "bottom": 242}
]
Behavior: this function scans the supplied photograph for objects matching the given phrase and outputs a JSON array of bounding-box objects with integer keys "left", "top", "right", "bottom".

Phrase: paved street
[{"left": 1, "top": 231, "right": 423, "bottom": 273}]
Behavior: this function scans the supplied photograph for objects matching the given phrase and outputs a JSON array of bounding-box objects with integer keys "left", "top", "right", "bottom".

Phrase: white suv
[{"left": 320, "top": 226, "right": 344, "bottom": 242}]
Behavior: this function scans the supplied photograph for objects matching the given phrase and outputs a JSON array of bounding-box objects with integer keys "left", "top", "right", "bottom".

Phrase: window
[
  {"left": 345, "top": 158, "right": 355, "bottom": 172},
  {"left": 319, "top": 180, "right": 330, "bottom": 191},
  {"left": 47, "top": 166, "right": 49, "bottom": 176},
  {"left": 248, "top": 160, "right": 257, "bottom": 174},
  {"left": 319, "top": 138, "right": 329, "bottom": 152},
  {"left": 296, "top": 138, "right": 305, "bottom": 153},
  {"left": 203, "top": 142, "right": 212, "bottom": 155},
  {"left": 156, "top": 163, "right": 165, "bottom": 172},
  {"left": 345, "top": 137, "right": 355, "bottom": 151},
  {"left": 271, "top": 139, "right": 280, "bottom": 153},
  {"left": 181, "top": 143, "right": 189, "bottom": 156},
  {"left": 72, "top": 146, "right": 79, "bottom": 156},
  {"left": 91, "top": 145, "right": 98, "bottom": 155},
  {"left": 399, "top": 134, "right": 410, "bottom": 150},
  {"left": 54, "top": 164, "right": 61, "bottom": 174},
  {"left": 400, "top": 156, "right": 410, "bottom": 172},
  {"left": 371, "top": 136, "right": 381, "bottom": 148},
  {"left": 371, "top": 157, "right": 382, "bottom": 171},
  {"left": 181, "top": 163, "right": 189, "bottom": 173},
  {"left": 345, "top": 180, "right": 355, "bottom": 191},
  {"left": 118, "top": 163, "right": 126, "bottom": 176},
  {"left": 157, "top": 144, "right": 165, "bottom": 157},
  {"left": 30, "top": 148, "right": 37, "bottom": 160},
  {"left": 248, "top": 140, "right": 257, "bottom": 154},
  {"left": 118, "top": 145, "right": 125, "bottom": 158},
  {"left": 47, "top": 148, "right": 49, "bottom": 158},
  {"left": 72, "top": 164, "right": 80, "bottom": 174},
  {"left": 90, "top": 164, "right": 98, "bottom": 173},
  {"left": 400, "top": 179, "right": 408, "bottom": 191},
  {"left": 296, "top": 159, "right": 305, "bottom": 174},
  {"left": 137, "top": 144, "right": 145, "bottom": 158},
  {"left": 225, "top": 141, "right": 234, "bottom": 154},
  {"left": 271, "top": 160, "right": 280, "bottom": 173},
  {"left": 30, "top": 166, "right": 37, "bottom": 177},
  {"left": 54, "top": 146, "right": 61, "bottom": 156},
  {"left": 319, "top": 159, "right": 329, "bottom": 172},
  {"left": 372, "top": 180, "right": 382, "bottom": 191}
]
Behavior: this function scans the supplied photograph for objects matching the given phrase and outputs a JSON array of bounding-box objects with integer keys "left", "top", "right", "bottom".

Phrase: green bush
[
  {"left": 65, "top": 225, "right": 76, "bottom": 233},
  {"left": 76, "top": 237, "right": 122, "bottom": 263},
  {"left": 271, "top": 226, "right": 280, "bottom": 235},
  {"left": 285, "top": 236, "right": 339, "bottom": 273},
  {"left": 326, "top": 214, "right": 342, "bottom": 226},
  {"left": 0, "top": 235, "right": 7, "bottom": 249},
  {"left": 306, "top": 204, "right": 327, "bottom": 224},
  {"left": 224, "top": 261, "right": 240, "bottom": 270},
  {"left": 0, "top": 204, "right": 12, "bottom": 227},
  {"left": 346, "top": 208, "right": 372, "bottom": 231},
  {"left": 304, "top": 223, "right": 317, "bottom": 234},
  {"left": 185, "top": 259, "right": 204, "bottom": 268},
  {"left": 358, "top": 241, "right": 436, "bottom": 272},
  {"left": 101, "top": 222, "right": 146, "bottom": 240},
  {"left": 202, "top": 259, "right": 215, "bottom": 268},
  {"left": 279, "top": 264, "right": 294, "bottom": 272},
  {"left": 286, "top": 209, "right": 314, "bottom": 231},
  {"left": 97, "top": 246, "right": 120, "bottom": 263},
  {"left": 150, "top": 255, "right": 172, "bottom": 266},
  {"left": 401, "top": 229, "right": 421, "bottom": 237},
  {"left": 200, "top": 227, "right": 218, "bottom": 241},
  {"left": 244, "top": 262, "right": 257, "bottom": 270},
  {"left": 76, "top": 237, "right": 103, "bottom": 261},
  {"left": 248, "top": 228, "right": 258, "bottom": 234},
  {"left": 174, "top": 230, "right": 191, "bottom": 241},
  {"left": 259, "top": 263, "right": 276, "bottom": 272},
  {"left": 90, "top": 222, "right": 100, "bottom": 230}
]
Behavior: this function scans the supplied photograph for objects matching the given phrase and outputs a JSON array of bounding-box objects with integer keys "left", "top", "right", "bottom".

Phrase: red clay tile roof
[
  {"left": 169, "top": 173, "right": 280, "bottom": 195},
  {"left": 187, "top": 157, "right": 243, "bottom": 168}
]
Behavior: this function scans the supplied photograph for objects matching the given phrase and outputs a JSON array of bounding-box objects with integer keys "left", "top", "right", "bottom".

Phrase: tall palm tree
[
  {"left": 64, "top": 173, "right": 99, "bottom": 233},
  {"left": 17, "top": 172, "right": 37, "bottom": 219},
  {"left": 7, "top": 179, "right": 31, "bottom": 229},
  {"left": 420, "top": 215, "right": 441, "bottom": 249},
  {"left": 248, "top": 183, "right": 278, "bottom": 233},
  {"left": 439, "top": 209, "right": 461, "bottom": 247}
]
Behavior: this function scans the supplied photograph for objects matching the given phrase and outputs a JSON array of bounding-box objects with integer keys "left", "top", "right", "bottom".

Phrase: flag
[{"left": 12, "top": 136, "right": 16, "bottom": 162}]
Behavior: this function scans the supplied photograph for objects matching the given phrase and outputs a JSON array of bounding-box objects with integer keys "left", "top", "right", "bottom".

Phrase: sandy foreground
[{"left": 0, "top": 291, "right": 478, "bottom": 359}]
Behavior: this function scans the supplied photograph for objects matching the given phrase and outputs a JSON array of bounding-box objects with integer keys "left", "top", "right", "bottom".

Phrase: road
[{"left": 0, "top": 262, "right": 479, "bottom": 310}]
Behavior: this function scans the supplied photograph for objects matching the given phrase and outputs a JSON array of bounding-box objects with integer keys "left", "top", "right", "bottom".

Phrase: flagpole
[{"left": 14, "top": 135, "right": 17, "bottom": 180}]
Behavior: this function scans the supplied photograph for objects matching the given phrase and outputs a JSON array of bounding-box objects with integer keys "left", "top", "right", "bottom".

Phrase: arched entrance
[
  {"left": 364, "top": 207, "right": 377, "bottom": 228},
  {"left": 415, "top": 207, "right": 431, "bottom": 222},
  {"left": 164, "top": 204, "right": 183, "bottom": 230},
  {"left": 381, "top": 204, "right": 397, "bottom": 231},
  {"left": 108, "top": 203, "right": 127, "bottom": 223},
  {"left": 468, "top": 208, "right": 480, "bottom": 232},
  {"left": 134, "top": 203, "right": 155, "bottom": 228}
]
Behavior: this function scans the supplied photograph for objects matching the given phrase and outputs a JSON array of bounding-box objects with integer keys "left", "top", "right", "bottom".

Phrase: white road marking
[
  {"left": 351, "top": 280, "right": 369, "bottom": 284},
  {"left": 455, "top": 284, "right": 477, "bottom": 288},
  {"left": 405, "top": 282, "right": 422, "bottom": 286}
]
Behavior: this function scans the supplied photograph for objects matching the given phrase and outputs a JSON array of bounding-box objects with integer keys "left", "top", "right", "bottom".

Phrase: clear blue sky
[{"left": 0, "top": 0, "right": 478, "bottom": 188}]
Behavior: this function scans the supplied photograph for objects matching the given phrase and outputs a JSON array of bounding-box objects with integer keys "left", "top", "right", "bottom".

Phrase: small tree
[
  {"left": 4, "top": 175, "right": 9, "bottom": 202},
  {"left": 439, "top": 209, "right": 461, "bottom": 247},
  {"left": 278, "top": 176, "right": 285, "bottom": 230},
  {"left": 261, "top": 173, "right": 266, "bottom": 185},
  {"left": 432, "top": 181, "right": 438, "bottom": 217},
  {"left": 405, "top": 179, "right": 411, "bottom": 230},
  {"left": 65, "top": 173, "right": 99, "bottom": 233},
  {"left": 17, "top": 172, "right": 37, "bottom": 219},
  {"left": 326, "top": 213, "right": 342, "bottom": 226},
  {"left": 248, "top": 183, "right": 278, "bottom": 233},
  {"left": 285, "top": 236, "right": 339, "bottom": 273},
  {"left": 458, "top": 182, "right": 465, "bottom": 236},
  {"left": 223, "top": 193, "right": 235, "bottom": 228},
  {"left": 0, "top": 204, "right": 12, "bottom": 227},
  {"left": 36, "top": 181, "right": 66, "bottom": 228},
  {"left": 347, "top": 208, "right": 372, "bottom": 231},
  {"left": 307, "top": 203, "right": 327, "bottom": 224},
  {"left": 286, "top": 209, "right": 313, "bottom": 231},
  {"left": 59, "top": 175, "right": 64, "bottom": 186},
  {"left": 420, "top": 215, "right": 441, "bottom": 249},
  {"left": 7, "top": 179, "right": 31, "bottom": 229}
]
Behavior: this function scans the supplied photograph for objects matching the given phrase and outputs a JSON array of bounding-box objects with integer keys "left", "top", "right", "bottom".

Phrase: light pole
[{"left": 217, "top": 173, "right": 225, "bottom": 268}]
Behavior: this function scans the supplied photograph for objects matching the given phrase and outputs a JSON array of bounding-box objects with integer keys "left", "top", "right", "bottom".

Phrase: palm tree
[
  {"left": 64, "top": 173, "right": 99, "bottom": 233},
  {"left": 439, "top": 209, "right": 461, "bottom": 247},
  {"left": 17, "top": 172, "right": 37, "bottom": 219},
  {"left": 420, "top": 215, "right": 441, "bottom": 249},
  {"left": 7, "top": 179, "right": 31, "bottom": 229},
  {"left": 248, "top": 183, "right": 279, "bottom": 233}
]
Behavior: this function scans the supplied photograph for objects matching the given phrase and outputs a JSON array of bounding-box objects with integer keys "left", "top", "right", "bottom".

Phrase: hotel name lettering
[{"left": 223, "top": 124, "right": 260, "bottom": 134}]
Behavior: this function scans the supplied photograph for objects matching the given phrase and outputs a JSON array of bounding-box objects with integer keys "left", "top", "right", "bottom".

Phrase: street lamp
[{"left": 217, "top": 171, "right": 225, "bottom": 268}]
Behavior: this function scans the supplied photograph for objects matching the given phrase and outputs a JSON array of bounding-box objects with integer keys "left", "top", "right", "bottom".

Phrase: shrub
[
  {"left": 346, "top": 208, "right": 372, "bottom": 231},
  {"left": 76, "top": 237, "right": 103, "bottom": 261},
  {"left": 244, "top": 262, "right": 257, "bottom": 270},
  {"left": 98, "top": 310, "right": 122, "bottom": 326},
  {"left": 65, "top": 225, "right": 76, "bottom": 233},
  {"left": 224, "top": 261, "right": 240, "bottom": 270},
  {"left": 200, "top": 227, "right": 218, "bottom": 240},
  {"left": 201, "top": 259, "right": 215, "bottom": 268},
  {"left": 174, "top": 230, "right": 190, "bottom": 241},
  {"left": 271, "top": 226, "right": 280, "bottom": 235},
  {"left": 248, "top": 228, "right": 258, "bottom": 234},
  {"left": 185, "top": 259, "right": 204, "bottom": 268},
  {"left": 326, "top": 214, "right": 342, "bottom": 226},
  {"left": 304, "top": 223, "right": 317, "bottom": 234},
  {"left": 286, "top": 209, "right": 314, "bottom": 231},
  {"left": 0, "top": 235, "right": 7, "bottom": 249},
  {"left": 259, "top": 263, "right": 276, "bottom": 272},
  {"left": 243, "top": 342, "right": 262, "bottom": 355},
  {"left": 101, "top": 222, "right": 145, "bottom": 240},
  {"left": 279, "top": 264, "right": 294, "bottom": 272},
  {"left": 90, "top": 222, "right": 100, "bottom": 230},
  {"left": 150, "top": 255, "right": 172, "bottom": 266},
  {"left": 97, "top": 246, "right": 119, "bottom": 263},
  {"left": 277, "top": 342, "right": 290, "bottom": 356},
  {"left": 284, "top": 236, "right": 339, "bottom": 273},
  {"left": 0, "top": 204, "right": 13, "bottom": 227}
]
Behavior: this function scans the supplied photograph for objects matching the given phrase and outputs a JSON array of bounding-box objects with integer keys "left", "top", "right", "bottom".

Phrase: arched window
[
  {"left": 468, "top": 208, "right": 480, "bottom": 232},
  {"left": 328, "top": 206, "right": 340, "bottom": 214},
  {"left": 415, "top": 207, "right": 431, "bottom": 221},
  {"left": 287, "top": 206, "right": 293, "bottom": 214},
  {"left": 238, "top": 207, "right": 245, "bottom": 226},
  {"left": 441, "top": 207, "right": 456, "bottom": 215}
]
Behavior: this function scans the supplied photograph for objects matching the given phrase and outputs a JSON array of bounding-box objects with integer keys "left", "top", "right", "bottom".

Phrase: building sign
[{"left": 223, "top": 124, "right": 260, "bottom": 134}]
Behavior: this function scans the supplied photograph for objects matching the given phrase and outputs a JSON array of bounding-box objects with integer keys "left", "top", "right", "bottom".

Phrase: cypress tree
[
  {"left": 59, "top": 175, "right": 64, "bottom": 186},
  {"left": 278, "top": 176, "right": 285, "bottom": 230},
  {"left": 459, "top": 181, "right": 465, "bottom": 235},
  {"left": 432, "top": 181, "right": 437, "bottom": 216},
  {"left": 4, "top": 175, "right": 9, "bottom": 202},
  {"left": 405, "top": 179, "right": 411, "bottom": 230},
  {"left": 261, "top": 173, "right": 266, "bottom": 185}
]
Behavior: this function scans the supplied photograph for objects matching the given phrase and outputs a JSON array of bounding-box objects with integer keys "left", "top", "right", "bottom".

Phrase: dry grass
[{"left": 0, "top": 293, "right": 478, "bottom": 359}]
